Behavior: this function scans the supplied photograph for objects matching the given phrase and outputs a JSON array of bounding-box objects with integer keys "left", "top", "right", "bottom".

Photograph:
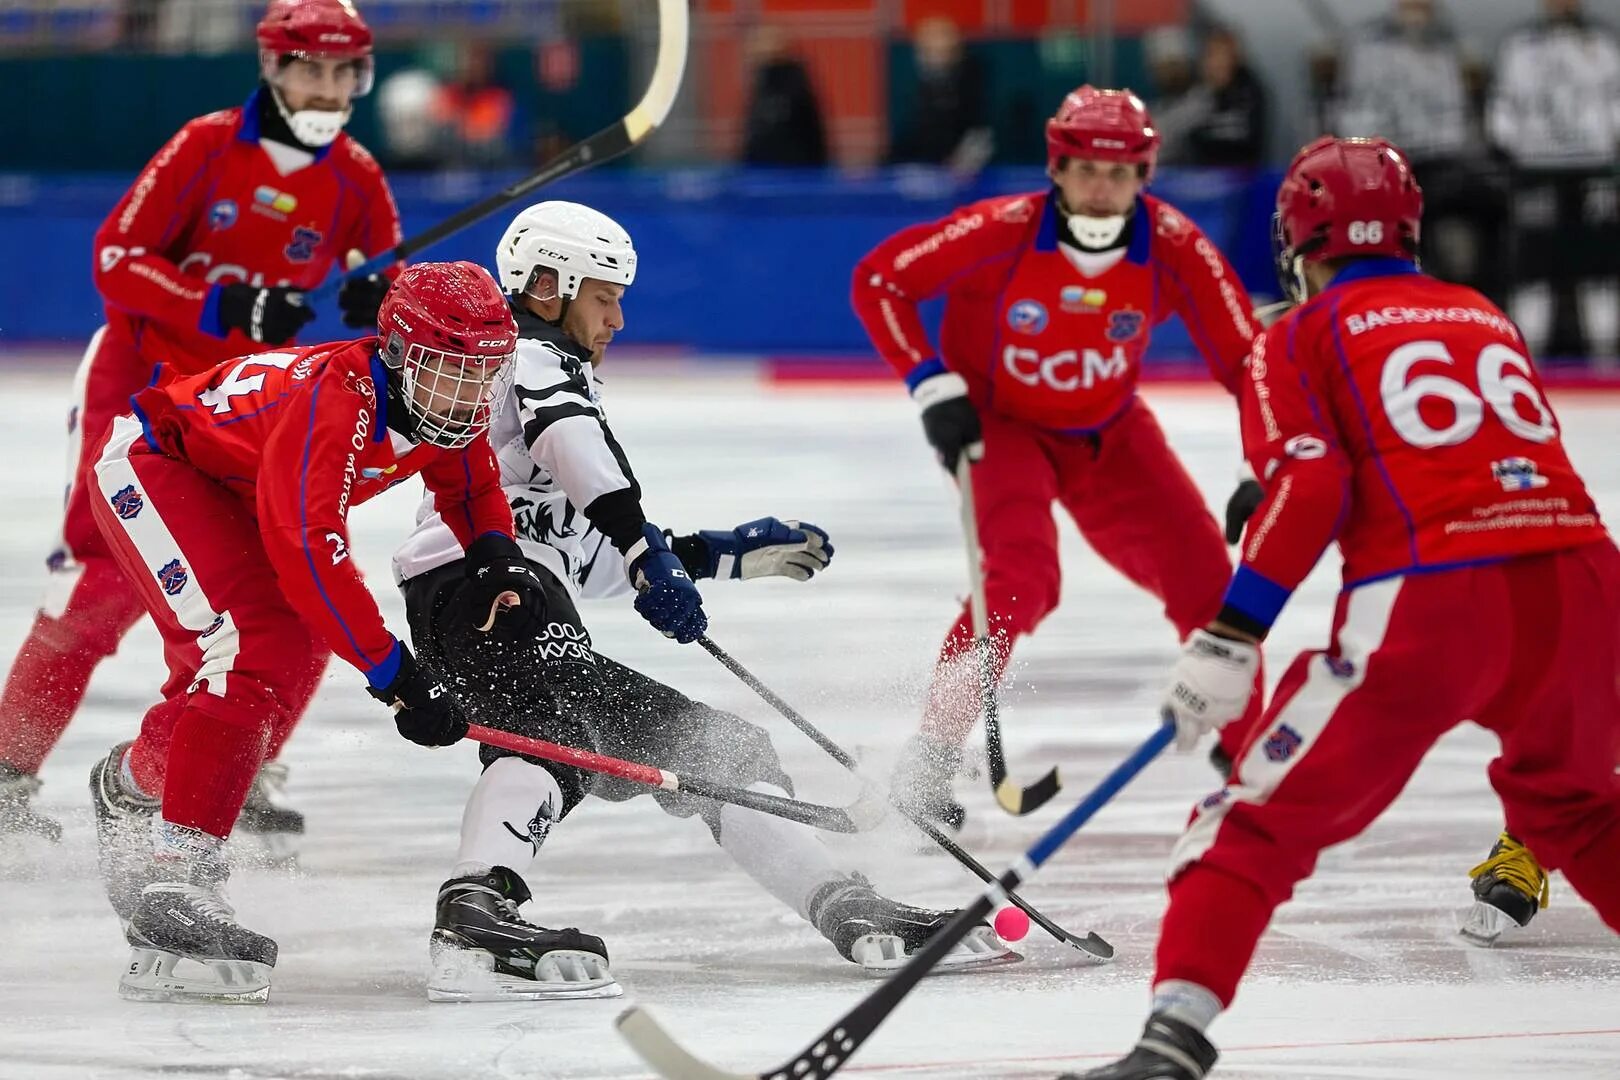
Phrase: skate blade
[
  {"left": 118, "top": 947, "right": 272, "bottom": 1004},
  {"left": 852, "top": 926, "right": 1023, "bottom": 975},
  {"left": 427, "top": 946, "right": 622, "bottom": 1003},
  {"left": 1458, "top": 900, "right": 1525, "bottom": 947}
]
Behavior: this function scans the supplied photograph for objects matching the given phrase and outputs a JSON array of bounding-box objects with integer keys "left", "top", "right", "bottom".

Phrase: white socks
[
  {"left": 454, "top": 757, "right": 562, "bottom": 879},
  {"left": 718, "top": 783, "right": 846, "bottom": 921},
  {"left": 1151, "top": 979, "right": 1223, "bottom": 1032}
]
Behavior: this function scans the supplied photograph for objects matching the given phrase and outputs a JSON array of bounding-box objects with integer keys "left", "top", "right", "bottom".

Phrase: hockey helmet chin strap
[{"left": 521, "top": 268, "right": 573, "bottom": 327}]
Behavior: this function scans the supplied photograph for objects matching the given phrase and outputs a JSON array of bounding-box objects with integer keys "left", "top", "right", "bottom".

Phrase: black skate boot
[
  {"left": 427, "top": 865, "right": 618, "bottom": 1001},
  {"left": 121, "top": 853, "right": 277, "bottom": 1004},
  {"left": 0, "top": 761, "right": 62, "bottom": 842},
  {"left": 808, "top": 872, "right": 1019, "bottom": 973},
  {"left": 889, "top": 733, "right": 967, "bottom": 834},
  {"left": 88, "top": 742, "right": 160, "bottom": 923},
  {"left": 235, "top": 761, "right": 304, "bottom": 865},
  {"left": 1063, "top": 1015, "right": 1219, "bottom": 1079},
  {"left": 1459, "top": 831, "right": 1549, "bottom": 946}
]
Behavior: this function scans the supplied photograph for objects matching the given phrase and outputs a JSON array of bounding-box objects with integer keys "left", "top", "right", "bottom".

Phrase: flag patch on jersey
[
  {"left": 1492, "top": 457, "right": 1549, "bottom": 492},
  {"left": 1262, "top": 724, "right": 1303, "bottom": 763},
  {"left": 1061, "top": 286, "right": 1107, "bottom": 313},
  {"left": 110, "top": 484, "right": 145, "bottom": 520},
  {"left": 1106, "top": 308, "right": 1145, "bottom": 342},
  {"left": 254, "top": 186, "right": 298, "bottom": 214},
  {"left": 157, "top": 558, "right": 189, "bottom": 596}
]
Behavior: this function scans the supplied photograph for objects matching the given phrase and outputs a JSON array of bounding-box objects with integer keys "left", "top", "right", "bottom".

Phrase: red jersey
[
  {"left": 93, "top": 89, "right": 402, "bottom": 377},
  {"left": 126, "top": 339, "right": 512, "bottom": 682},
  {"left": 851, "top": 191, "right": 1258, "bottom": 431},
  {"left": 1223, "top": 260, "right": 1606, "bottom": 633}
]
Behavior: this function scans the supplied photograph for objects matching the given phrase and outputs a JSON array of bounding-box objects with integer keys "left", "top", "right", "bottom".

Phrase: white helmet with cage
[{"left": 495, "top": 201, "right": 637, "bottom": 301}]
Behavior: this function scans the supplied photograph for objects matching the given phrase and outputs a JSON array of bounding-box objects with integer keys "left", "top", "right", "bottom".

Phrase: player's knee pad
[{"left": 478, "top": 742, "right": 591, "bottom": 817}]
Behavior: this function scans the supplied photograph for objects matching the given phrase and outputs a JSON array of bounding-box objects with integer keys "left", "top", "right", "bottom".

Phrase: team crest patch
[
  {"left": 1007, "top": 299, "right": 1049, "bottom": 335},
  {"left": 157, "top": 558, "right": 189, "bottom": 596},
  {"left": 110, "top": 484, "right": 144, "bottom": 520},
  {"left": 199, "top": 615, "right": 225, "bottom": 638},
  {"left": 1106, "top": 308, "right": 1145, "bottom": 342},
  {"left": 1262, "top": 724, "right": 1303, "bottom": 763},
  {"left": 285, "top": 226, "right": 322, "bottom": 263},
  {"left": 208, "top": 199, "right": 238, "bottom": 230}
]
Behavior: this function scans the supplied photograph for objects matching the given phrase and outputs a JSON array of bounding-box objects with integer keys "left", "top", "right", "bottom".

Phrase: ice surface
[{"left": 1, "top": 359, "right": 1617, "bottom": 1079}]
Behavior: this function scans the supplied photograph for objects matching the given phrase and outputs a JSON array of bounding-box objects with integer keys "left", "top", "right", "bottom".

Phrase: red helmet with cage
[
  {"left": 1045, "top": 85, "right": 1161, "bottom": 178},
  {"left": 257, "top": 0, "right": 372, "bottom": 58},
  {"left": 378, "top": 262, "right": 519, "bottom": 450},
  {"left": 1274, "top": 135, "right": 1423, "bottom": 301}
]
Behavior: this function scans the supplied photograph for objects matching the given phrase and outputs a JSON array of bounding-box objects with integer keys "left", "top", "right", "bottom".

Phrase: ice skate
[
  {"left": 0, "top": 762, "right": 61, "bottom": 842},
  {"left": 427, "top": 866, "right": 619, "bottom": 1002},
  {"left": 808, "top": 872, "right": 1020, "bottom": 974},
  {"left": 1064, "top": 1014, "right": 1218, "bottom": 1079},
  {"left": 88, "top": 742, "right": 160, "bottom": 923},
  {"left": 120, "top": 859, "right": 276, "bottom": 1004},
  {"left": 889, "top": 733, "right": 968, "bottom": 836},
  {"left": 234, "top": 761, "right": 303, "bottom": 865},
  {"left": 1459, "top": 831, "right": 1549, "bottom": 946}
]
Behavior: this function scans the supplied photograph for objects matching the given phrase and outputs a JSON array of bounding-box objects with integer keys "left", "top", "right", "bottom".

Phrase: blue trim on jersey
[
  {"left": 365, "top": 640, "right": 403, "bottom": 690},
  {"left": 298, "top": 383, "right": 381, "bottom": 670},
  {"left": 1223, "top": 564, "right": 1292, "bottom": 630},
  {"left": 1034, "top": 193, "right": 1060, "bottom": 252},
  {"left": 238, "top": 86, "right": 334, "bottom": 162},
  {"left": 1048, "top": 391, "right": 1137, "bottom": 436},
  {"left": 130, "top": 398, "right": 159, "bottom": 453},
  {"left": 200, "top": 284, "right": 225, "bottom": 338},
  {"left": 459, "top": 454, "right": 477, "bottom": 537},
  {"left": 1328, "top": 296, "right": 1422, "bottom": 566},
  {"left": 1345, "top": 553, "right": 1512, "bottom": 590},
  {"left": 904, "top": 357, "right": 948, "bottom": 392},
  {"left": 216, "top": 399, "right": 282, "bottom": 426},
  {"left": 1124, "top": 196, "right": 1152, "bottom": 265},
  {"left": 369, "top": 351, "right": 390, "bottom": 441},
  {"left": 1328, "top": 257, "right": 1420, "bottom": 289}
]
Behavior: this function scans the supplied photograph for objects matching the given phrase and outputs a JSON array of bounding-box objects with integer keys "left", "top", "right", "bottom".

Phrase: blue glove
[
  {"left": 694, "top": 518, "right": 834, "bottom": 581},
  {"left": 626, "top": 523, "right": 707, "bottom": 643}
]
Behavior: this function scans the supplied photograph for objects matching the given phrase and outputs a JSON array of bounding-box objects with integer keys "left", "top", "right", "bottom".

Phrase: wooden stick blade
[{"left": 994, "top": 767, "right": 1062, "bottom": 815}]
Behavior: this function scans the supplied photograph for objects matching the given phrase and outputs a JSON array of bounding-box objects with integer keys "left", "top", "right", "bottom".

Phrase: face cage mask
[
  {"left": 1066, "top": 212, "right": 1129, "bottom": 249},
  {"left": 397, "top": 343, "right": 514, "bottom": 450},
  {"left": 264, "top": 52, "right": 374, "bottom": 147},
  {"left": 1271, "top": 212, "right": 1310, "bottom": 305}
]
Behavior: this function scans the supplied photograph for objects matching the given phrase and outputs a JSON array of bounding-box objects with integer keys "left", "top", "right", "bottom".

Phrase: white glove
[{"left": 1163, "top": 629, "right": 1261, "bottom": 752}]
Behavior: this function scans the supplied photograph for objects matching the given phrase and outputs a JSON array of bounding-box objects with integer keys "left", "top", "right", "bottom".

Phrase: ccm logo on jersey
[{"left": 1003, "top": 345, "right": 1126, "bottom": 391}]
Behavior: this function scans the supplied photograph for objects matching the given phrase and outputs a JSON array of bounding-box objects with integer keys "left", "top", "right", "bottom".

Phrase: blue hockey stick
[{"left": 617, "top": 716, "right": 1178, "bottom": 1080}]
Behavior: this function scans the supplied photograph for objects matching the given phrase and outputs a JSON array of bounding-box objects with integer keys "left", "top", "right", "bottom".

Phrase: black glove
[
  {"left": 912, "top": 369, "right": 983, "bottom": 472},
  {"left": 1224, "top": 476, "right": 1266, "bottom": 545},
  {"left": 337, "top": 256, "right": 390, "bottom": 330},
  {"left": 367, "top": 643, "right": 469, "bottom": 747},
  {"left": 464, "top": 533, "right": 547, "bottom": 639},
  {"left": 216, "top": 283, "right": 315, "bottom": 344}
]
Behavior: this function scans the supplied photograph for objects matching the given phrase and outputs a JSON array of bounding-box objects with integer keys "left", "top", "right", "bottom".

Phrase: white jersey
[
  {"left": 1488, "top": 17, "right": 1620, "bottom": 169},
  {"left": 393, "top": 311, "right": 640, "bottom": 602}
]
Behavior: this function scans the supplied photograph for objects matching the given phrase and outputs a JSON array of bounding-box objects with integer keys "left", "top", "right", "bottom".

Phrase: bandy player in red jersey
[
  {"left": 850, "top": 86, "right": 1263, "bottom": 830},
  {"left": 84, "top": 261, "right": 544, "bottom": 1003},
  {"left": 1067, "top": 139, "right": 1620, "bottom": 1080},
  {"left": 0, "top": 0, "right": 401, "bottom": 845}
]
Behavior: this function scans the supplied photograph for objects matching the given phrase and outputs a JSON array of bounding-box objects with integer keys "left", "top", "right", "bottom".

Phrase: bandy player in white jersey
[{"left": 389, "top": 201, "right": 1021, "bottom": 1001}]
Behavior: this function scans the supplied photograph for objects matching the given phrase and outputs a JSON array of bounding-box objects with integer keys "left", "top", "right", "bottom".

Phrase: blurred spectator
[
  {"left": 889, "top": 17, "right": 992, "bottom": 173},
  {"left": 434, "top": 42, "right": 518, "bottom": 168},
  {"left": 377, "top": 68, "right": 448, "bottom": 172},
  {"left": 1158, "top": 26, "right": 1267, "bottom": 168},
  {"left": 740, "top": 25, "right": 829, "bottom": 167},
  {"left": 1334, "top": 0, "right": 1504, "bottom": 297},
  {"left": 1488, "top": 0, "right": 1620, "bottom": 360},
  {"left": 1144, "top": 25, "right": 1200, "bottom": 166}
]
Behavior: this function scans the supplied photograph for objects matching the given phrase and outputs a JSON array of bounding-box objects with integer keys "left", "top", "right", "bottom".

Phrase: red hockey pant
[
  {"left": 0, "top": 330, "right": 321, "bottom": 776},
  {"left": 922, "top": 397, "right": 1262, "bottom": 759},
  {"left": 89, "top": 416, "right": 326, "bottom": 838},
  {"left": 1154, "top": 543, "right": 1620, "bottom": 1008}
]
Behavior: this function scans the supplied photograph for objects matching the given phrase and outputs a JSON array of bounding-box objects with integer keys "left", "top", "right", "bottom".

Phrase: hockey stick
[
  {"left": 696, "top": 634, "right": 1112, "bottom": 962},
  {"left": 955, "top": 457, "right": 1063, "bottom": 815},
  {"left": 616, "top": 716, "right": 1176, "bottom": 1080},
  {"left": 307, "top": 0, "right": 689, "bottom": 303},
  {"left": 463, "top": 724, "right": 883, "bottom": 835}
]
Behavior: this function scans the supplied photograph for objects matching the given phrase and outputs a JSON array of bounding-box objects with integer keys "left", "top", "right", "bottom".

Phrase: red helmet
[
  {"left": 378, "top": 262, "right": 519, "bottom": 450},
  {"left": 256, "top": 0, "right": 372, "bottom": 60},
  {"left": 1045, "top": 85, "right": 1160, "bottom": 177},
  {"left": 1274, "top": 136, "right": 1423, "bottom": 299}
]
